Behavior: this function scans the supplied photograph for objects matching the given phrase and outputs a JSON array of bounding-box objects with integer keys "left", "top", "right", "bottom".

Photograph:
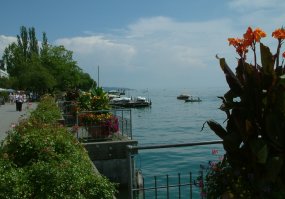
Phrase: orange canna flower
[
  {"left": 228, "top": 37, "right": 249, "bottom": 57},
  {"left": 243, "top": 27, "right": 266, "bottom": 45},
  {"left": 253, "top": 28, "right": 266, "bottom": 42},
  {"left": 228, "top": 38, "right": 244, "bottom": 48},
  {"left": 272, "top": 28, "right": 285, "bottom": 39},
  {"left": 228, "top": 38, "right": 238, "bottom": 47},
  {"left": 243, "top": 27, "right": 254, "bottom": 46}
]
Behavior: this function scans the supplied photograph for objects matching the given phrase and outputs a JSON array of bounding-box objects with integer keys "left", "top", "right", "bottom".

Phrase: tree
[{"left": 2, "top": 26, "right": 95, "bottom": 92}]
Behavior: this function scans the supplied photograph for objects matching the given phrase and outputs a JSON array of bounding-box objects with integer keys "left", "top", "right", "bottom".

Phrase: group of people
[{"left": 9, "top": 92, "right": 27, "bottom": 111}]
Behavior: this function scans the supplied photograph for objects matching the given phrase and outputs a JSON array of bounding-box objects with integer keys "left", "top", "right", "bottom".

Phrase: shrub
[
  {"left": 0, "top": 95, "right": 117, "bottom": 198},
  {"left": 29, "top": 94, "right": 61, "bottom": 124}
]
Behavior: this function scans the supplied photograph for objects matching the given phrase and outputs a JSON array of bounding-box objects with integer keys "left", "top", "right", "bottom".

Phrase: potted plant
[
  {"left": 78, "top": 112, "right": 119, "bottom": 139},
  {"left": 77, "top": 87, "right": 119, "bottom": 140},
  {"left": 205, "top": 27, "right": 285, "bottom": 198}
]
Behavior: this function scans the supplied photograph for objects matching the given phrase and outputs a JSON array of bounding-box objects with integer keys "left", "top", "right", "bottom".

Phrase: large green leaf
[
  {"left": 279, "top": 74, "right": 285, "bottom": 86},
  {"left": 265, "top": 156, "right": 283, "bottom": 182},
  {"left": 219, "top": 58, "right": 243, "bottom": 95},
  {"left": 223, "top": 131, "right": 242, "bottom": 153},
  {"left": 207, "top": 120, "right": 227, "bottom": 139},
  {"left": 260, "top": 43, "right": 274, "bottom": 75},
  {"left": 265, "top": 113, "right": 285, "bottom": 151},
  {"left": 250, "top": 139, "right": 268, "bottom": 164}
]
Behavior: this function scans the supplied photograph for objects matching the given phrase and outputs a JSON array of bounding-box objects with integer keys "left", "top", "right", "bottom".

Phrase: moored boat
[
  {"left": 177, "top": 94, "right": 190, "bottom": 100},
  {"left": 185, "top": 97, "right": 202, "bottom": 102},
  {"left": 110, "top": 96, "right": 151, "bottom": 108}
]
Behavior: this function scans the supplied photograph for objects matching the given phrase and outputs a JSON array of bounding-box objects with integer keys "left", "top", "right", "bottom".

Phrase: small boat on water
[
  {"left": 177, "top": 94, "right": 190, "bottom": 100},
  {"left": 185, "top": 97, "right": 202, "bottom": 102},
  {"left": 110, "top": 96, "right": 151, "bottom": 108}
]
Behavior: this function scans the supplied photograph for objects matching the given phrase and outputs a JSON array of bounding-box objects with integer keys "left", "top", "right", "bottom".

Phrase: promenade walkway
[{"left": 0, "top": 102, "right": 37, "bottom": 141}]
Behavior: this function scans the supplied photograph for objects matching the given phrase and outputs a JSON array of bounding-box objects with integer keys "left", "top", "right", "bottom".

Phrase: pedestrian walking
[
  {"left": 15, "top": 92, "right": 20, "bottom": 111},
  {"left": 9, "top": 93, "right": 14, "bottom": 104},
  {"left": 18, "top": 93, "right": 24, "bottom": 111}
]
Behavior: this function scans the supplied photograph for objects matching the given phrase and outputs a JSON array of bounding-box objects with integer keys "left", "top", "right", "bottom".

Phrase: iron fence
[{"left": 126, "top": 140, "right": 223, "bottom": 199}]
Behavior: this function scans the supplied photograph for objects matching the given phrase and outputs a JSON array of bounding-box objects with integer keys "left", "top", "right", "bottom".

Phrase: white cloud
[
  {"left": 228, "top": 0, "right": 283, "bottom": 10},
  {"left": 54, "top": 16, "right": 240, "bottom": 88},
  {"left": 55, "top": 36, "right": 136, "bottom": 72},
  {"left": 0, "top": 35, "right": 16, "bottom": 57},
  {"left": 2, "top": 1, "right": 285, "bottom": 89}
]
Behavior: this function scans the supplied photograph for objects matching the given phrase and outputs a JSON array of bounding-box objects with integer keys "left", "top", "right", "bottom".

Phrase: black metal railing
[
  {"left": 126, "top": 140, "right": 223, "bottom": 199},
  {"left": 133, "top": 173, "right": 195, "bottom": 199}
]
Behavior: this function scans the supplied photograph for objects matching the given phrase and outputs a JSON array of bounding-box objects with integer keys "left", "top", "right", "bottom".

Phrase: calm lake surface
[{"left": 127, "top": 87, "right": 227, "bottom": 198}]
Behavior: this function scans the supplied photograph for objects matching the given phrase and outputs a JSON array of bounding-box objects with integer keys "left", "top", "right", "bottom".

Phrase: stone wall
[{"left": 83, "top": 139, "right": 138, "bottom": 188}]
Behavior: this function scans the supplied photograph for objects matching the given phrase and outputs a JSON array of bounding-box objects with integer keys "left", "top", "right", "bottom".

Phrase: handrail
[
  {"left": 127, "top": 140, "right": 223, "bottom": 151},
  {"left": 126, "top": 140, "right": 223, "bottom": 199}
]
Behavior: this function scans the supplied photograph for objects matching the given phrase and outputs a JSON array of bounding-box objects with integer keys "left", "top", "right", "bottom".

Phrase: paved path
[{"left": 0, "top": 102, "right": 37, "bottom": 141}]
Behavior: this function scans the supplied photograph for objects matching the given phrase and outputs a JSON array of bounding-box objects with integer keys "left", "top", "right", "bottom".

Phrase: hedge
[{"left": 0, "top": 95, "right": 117, "bottom": 198}]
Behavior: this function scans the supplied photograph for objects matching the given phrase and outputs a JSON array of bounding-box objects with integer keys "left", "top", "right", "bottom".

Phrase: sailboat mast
[{"left": 97, "top": 65, "right": 100, "bottom": 88}]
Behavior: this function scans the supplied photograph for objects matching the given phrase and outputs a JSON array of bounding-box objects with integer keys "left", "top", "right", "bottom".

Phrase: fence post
[
  {"left": 130, "top": 110, "right": 133, "bottom": 139},
  {"left": 190, "top": 172, "right": 192, "bottom": 199},
  {"left": 127, "top": 145, "right": 134, "bottom": 199}
]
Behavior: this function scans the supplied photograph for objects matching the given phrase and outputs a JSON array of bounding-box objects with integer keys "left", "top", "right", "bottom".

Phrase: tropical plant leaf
[
  {"left": 207, "top": 120, "right": 227, "bottom": 139},
  {"left": 219, "top": 58, "right": 243, "bottom": 95},
  {"left": 260, "top": 43, "right": 274, "bottom": 75},
  {"left": 279, "top": 74, "right": 285, "bottom": 86},
  {"left": 223, "top": 132, "right": 242, "bottom": 154},
  {"left": 265, "top": 156, "right": 283, "bottom": 182},
  {"left": 265, "top": 113, "right": 285, "bottom": 151},
  {"left": 250, "top": 139, "right": 268, "bottom": 164}
]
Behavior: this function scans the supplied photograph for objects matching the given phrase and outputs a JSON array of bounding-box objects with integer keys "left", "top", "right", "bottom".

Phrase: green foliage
[
  {"left": 2, "top": 26, "right": 95, "bottom": 92},
  {"left": 20, "top": 67, "right": 56, "bottom": 92},
  {"left": 78, "top": 87, "right": 110, "bottom": 111},
  {"left": 0, "top": 77, "right": 12, "bottom": 89},
  {"left": 30, "top": 95, "right": 61, "bottom": 124},
  {"left": 0, "top": 159, "right": 32, "bottom": 198},
  {"left": 65, "top": 89, "right": 80, "bottom": 101},
  {"left": 0, "top": 91, "right": 9, "bottom": 101},
  {"left": 0, "top": 96, "right": 117, "bottom": 198},
  {"left": 203, "top": 157, "right": 252, "bottom": 199},
  {"left": 206, "top": 28, "right": 285, "bottom": 198}
]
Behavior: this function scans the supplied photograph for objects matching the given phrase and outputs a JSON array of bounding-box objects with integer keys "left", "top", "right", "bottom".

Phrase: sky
[{"left": 1, "top": 0, "right": 285, "bottom": 89}]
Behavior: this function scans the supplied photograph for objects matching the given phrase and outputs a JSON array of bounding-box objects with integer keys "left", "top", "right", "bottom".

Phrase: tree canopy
[{"left": 1, "top": 26, "right": 95, "bottom": 93}]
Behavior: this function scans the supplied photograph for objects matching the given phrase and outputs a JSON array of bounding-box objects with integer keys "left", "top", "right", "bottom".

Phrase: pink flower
[{"left": 212, "top": 149, "right": 218, "bottom": 155}]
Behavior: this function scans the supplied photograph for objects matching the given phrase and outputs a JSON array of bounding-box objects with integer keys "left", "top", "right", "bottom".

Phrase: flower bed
[{"left": 78, "top": 112, "right": 119, "bottom": 139}]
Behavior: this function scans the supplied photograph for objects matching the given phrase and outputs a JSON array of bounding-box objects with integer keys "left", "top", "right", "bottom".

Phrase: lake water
[{"left": 127, "top": 87, "right": 228, "bottom": 198}]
